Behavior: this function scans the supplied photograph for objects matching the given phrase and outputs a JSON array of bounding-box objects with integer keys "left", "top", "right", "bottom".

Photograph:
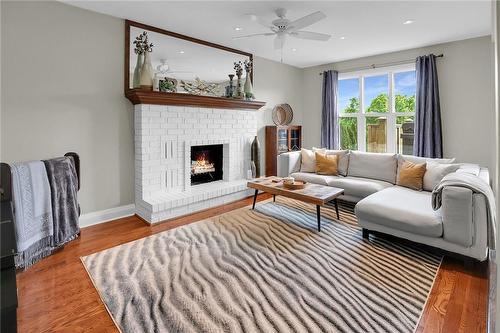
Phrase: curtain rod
[{"left": 318, "top": 54, "right": 444, "bottom": 75}]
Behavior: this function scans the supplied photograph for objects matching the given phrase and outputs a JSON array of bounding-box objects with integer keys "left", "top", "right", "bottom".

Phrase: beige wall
[
  {"left": 253, "top": 56, "right": 303, "bottom": 173},
  {"left": 2, "top": 1, "right": 495, "bottom": 215},
  {"left": 1, "top": 1, "right": 133, "bottom": 214},
  {"left": 0, "top": 1, "right": 304, "bottom": 214},
  {"left": 302, "top": 36, "right": 496, "bottom": 175}
]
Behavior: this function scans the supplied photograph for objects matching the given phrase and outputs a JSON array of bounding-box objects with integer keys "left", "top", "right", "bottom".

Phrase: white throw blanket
[
  {"left": 11, "top": 161, "right": 54, "bottom": 268},
  {"left": 432, "top": 172, "right": 497, "bottom": 250}
]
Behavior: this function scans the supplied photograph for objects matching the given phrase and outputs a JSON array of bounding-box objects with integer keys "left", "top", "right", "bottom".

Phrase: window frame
[{"left": 338, "top": 64, "right": 416, "bottom": 153}]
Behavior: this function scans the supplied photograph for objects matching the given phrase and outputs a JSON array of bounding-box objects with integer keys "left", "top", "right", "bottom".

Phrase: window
[{"left": 337, "top": 66, "right": 416, "bottom": 154}]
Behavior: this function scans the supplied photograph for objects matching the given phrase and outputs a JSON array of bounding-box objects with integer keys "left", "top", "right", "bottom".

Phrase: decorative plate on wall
[{"left": 272, "top": 103, "right": 293, "bottom": 126}]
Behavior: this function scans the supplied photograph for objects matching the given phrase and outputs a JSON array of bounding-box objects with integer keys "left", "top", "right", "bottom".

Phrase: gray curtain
[
  {"left": 321, "top": 70, "right": 339, "bottom": 149},
  {"left": 413, "top": 54, "right": 443, "bottom": 158}
]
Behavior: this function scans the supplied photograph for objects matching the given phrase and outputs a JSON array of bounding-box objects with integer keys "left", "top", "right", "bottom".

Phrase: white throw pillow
[
  {"left": 423, "top": 162, "right": 460, "bottom": 191},
  {"left": 300, "top": 148, "right": 326, "bottom": 173}
]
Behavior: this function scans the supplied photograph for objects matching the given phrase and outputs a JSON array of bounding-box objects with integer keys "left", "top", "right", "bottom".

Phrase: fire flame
[{"left": 191, "top": 152, "right": 215, "bottom": 174}]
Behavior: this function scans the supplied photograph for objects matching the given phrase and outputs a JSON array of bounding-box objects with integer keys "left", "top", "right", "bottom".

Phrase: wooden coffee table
[{"left": 247, "top": 176, "right": 344, "bottom": 231}]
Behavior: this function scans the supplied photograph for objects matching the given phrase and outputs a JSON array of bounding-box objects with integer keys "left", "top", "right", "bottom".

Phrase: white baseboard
[{"left": 79, "top": 204, "right": 136, "bottom": 228}]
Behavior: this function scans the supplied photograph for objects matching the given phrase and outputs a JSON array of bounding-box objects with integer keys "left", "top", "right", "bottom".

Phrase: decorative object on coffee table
[
  {"left": 251, "top": 136, "right": 261, "bottom": 178},
  {"left": 283, "top": 180, "right": 306, "bottom": 190},
  {"left": 247, "top": 176, "right": 344, "bottom": 231},
  {"left": 272, "top": 103, "right": 294, "bottom": 126}
]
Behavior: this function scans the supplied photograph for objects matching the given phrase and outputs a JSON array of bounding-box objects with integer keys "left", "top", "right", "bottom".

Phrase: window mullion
[
  {"left": 359, "top": 75, "right": 365, "bottom": 151},
  {"left": 387, "top": 72, "right": 396, "bottom": 154}
]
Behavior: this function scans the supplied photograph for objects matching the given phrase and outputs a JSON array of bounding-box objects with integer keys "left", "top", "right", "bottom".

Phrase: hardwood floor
[{"left": 16, "top": 193, "right": 488, "bottom": 332}]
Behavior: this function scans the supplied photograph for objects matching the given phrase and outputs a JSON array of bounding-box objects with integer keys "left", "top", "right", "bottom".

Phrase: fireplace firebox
[{"left": 190, "top": 144, "right": 223, "bottom": 185}]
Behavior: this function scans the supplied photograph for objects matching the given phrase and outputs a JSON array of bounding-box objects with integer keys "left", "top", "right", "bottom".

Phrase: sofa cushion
[
  {"left": 315, "top": 152, "right": 338, "bottom": 175},
  {"left": 423, "top": 162, "right": 460, "bottom": 191},
  {"left": 347, "top": 151, "right": 398, "bottom": 184},
  {"left": 327, "top": 176, "right": 393, "bottom": 199},
  {"left": 398, "top": 154, "right": 455, "bottom": 164},
  {"left": 355, "top": 187, "right": 443, "bottom": 238},
  {"left": 396, "top": 160, "right": 426, "bottom": 191},
  {"left": 290, "top": 172, "right": 340, "bottom": 186},
  {"left": 300, "top": 148, "right": 326, "bottom": 173},
  {"left": 325, "top": 150, "right": 349, "bottom": 176}
]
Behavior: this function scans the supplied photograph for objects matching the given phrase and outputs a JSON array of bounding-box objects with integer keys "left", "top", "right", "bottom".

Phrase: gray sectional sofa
[{"left": 277, "top": 150, "right": 493, "bottom": 261}]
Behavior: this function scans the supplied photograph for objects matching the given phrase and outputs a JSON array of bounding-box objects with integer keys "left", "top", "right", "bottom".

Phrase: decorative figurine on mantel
[
  {"left": 180, "top": 77, "right": 218, "bottom": 96},
  {"left": 132, "top": 33, "right": 146, "bottom": 88},
  {"left": 243, "top": 59, "right": 254, "bottom": 100},
  {"left": 225, "top": 74, "right": 235, "bottom": 98},
  {"left": 134, "top": 31, "right": 154, "bottom": 91},
  {"left": 234, "top": 61, "right": 244, "bottom": 99}
]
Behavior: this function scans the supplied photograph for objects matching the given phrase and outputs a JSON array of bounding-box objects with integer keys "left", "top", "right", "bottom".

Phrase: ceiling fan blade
[
  {"left": 292, "top": 31, "right": 331, "bottom": 41},
  {"left": 232, "top": 32, "right": 274, "bottom": 39},
  {"left": 274, "top": 35, "right": 285, "bottom": 50},
  {"left": 287, "top": 11, "right": 326, "bottom": 31},
  {"left": 167, "top": 70, "right": 193, "bottom": 74},
  {"left": 247, "top": 14, "right": 275, "bottom": 30}
]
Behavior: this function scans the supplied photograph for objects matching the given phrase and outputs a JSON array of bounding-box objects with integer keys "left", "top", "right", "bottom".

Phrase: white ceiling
[{"left": 64, "top": 1, "right": 492, "bottom": 68}]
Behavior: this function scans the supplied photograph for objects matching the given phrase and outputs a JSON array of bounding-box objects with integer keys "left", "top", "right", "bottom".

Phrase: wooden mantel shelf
[{"left": 125, "top": 89, "right": 266, "bottom": 110}]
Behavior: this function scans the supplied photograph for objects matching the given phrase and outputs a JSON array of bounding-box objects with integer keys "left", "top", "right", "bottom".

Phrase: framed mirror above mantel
[{"left": 124, "top": 20, "right": 265, "bottom": 110}]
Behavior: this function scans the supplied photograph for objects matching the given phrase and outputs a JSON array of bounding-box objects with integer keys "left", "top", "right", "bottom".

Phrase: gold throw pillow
[
  {"left": 315, "top": 152, "right": 339, "bottom": 176},
  {"left": 396, "top": 160, "right": 427, "bottom": 191}
]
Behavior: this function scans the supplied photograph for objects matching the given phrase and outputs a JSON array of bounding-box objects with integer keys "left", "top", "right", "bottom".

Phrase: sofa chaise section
[{"left": 277, "top": 149, "right": 493, "bottom": 261}]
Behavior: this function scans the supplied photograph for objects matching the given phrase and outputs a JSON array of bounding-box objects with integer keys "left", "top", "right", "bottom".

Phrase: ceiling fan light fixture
[
  {"left": 403, "top": 19, "right": 414, "bottom": 25},
  {"left": 234, "top": 27, "right": 243, "bottom": 31},
  {"left": 237, "top": 9, "right": 330, "bottom": 51}
]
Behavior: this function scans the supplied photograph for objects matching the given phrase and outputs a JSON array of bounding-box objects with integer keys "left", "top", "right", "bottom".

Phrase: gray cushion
[
  {"left": 325, "top": 150, "right": 349, "bottom": 176},
  {"left": 423, "top": 162, "right": 460, "bottom": 191},
  {"left": 290, "top": 172, "right": 340, "bottom": 186},
  {"left": 355, "top": 187, "right": 443, "bottom": 238},
  {"left": 398, "top": 154, "right": 455, "bottom": 164},
  {"left": 347, "top": 151, "right": 397, "bottom": 184},
  {"left": 327, "top": 176, "right": 393, "bottom": 199}
]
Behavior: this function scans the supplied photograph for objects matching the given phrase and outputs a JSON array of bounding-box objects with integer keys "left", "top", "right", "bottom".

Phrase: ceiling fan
[
  {"left": 234, "top": 8, "right": 331, "bottom": 50},
  {"left": 155, "top": 59, "right": 193, "bottom": 77}
]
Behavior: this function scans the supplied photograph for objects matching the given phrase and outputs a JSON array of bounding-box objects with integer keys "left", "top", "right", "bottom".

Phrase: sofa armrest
[
  {"left": 277, "top": 151, "right": 301, "bottom": 177},
  {"left": 441, "top": 186, "right": 473, "bottom": 247}
]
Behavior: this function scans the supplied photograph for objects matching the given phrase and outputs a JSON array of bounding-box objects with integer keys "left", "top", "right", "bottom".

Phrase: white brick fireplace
[{"left": 134, "top": 104, "right": 257, "bottom": 223}]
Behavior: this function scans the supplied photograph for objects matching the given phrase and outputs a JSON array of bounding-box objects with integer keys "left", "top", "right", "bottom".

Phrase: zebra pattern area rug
[{"left": 81, "top": 198, "right": 442, "bottom": 333}]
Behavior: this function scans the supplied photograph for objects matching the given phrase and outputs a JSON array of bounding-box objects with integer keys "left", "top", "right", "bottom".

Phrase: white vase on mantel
[{"left": 140, "top": 51, "right": 153, "bottom": 90}]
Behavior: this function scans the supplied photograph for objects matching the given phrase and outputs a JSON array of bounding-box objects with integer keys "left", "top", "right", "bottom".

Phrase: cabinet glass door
[
  {"left": 290, "top": 129, "right": 300, "bottom": 150},
  {"left": 277, "top": 129, "right": 289, "bottom": 153}
]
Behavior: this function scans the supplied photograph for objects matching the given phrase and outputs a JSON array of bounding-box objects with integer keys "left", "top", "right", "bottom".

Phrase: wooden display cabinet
[{"left": 265, "top": 125, "right": 302, "bottom": 176}]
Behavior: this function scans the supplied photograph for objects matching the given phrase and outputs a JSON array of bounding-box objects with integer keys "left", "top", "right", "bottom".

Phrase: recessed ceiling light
[
  {"left": 403, "top": 20, "right": 414, "bottom": 25},
  {"left": 292, "top": 48, "right": 297, "bottom": 52},
  {"left": 340, "top": 36, "right": 346, "bottom": 40},
  {"left": 234, "top": 27, "right": 243, "bottom": 31},
  {"left": 179, "top": 50, "right": 185, "bottom": 54}
]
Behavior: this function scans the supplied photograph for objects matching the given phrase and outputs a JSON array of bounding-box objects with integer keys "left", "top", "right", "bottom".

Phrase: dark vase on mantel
[{"left": 251, "top": 136, "right": 261, "bottom": 178}]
